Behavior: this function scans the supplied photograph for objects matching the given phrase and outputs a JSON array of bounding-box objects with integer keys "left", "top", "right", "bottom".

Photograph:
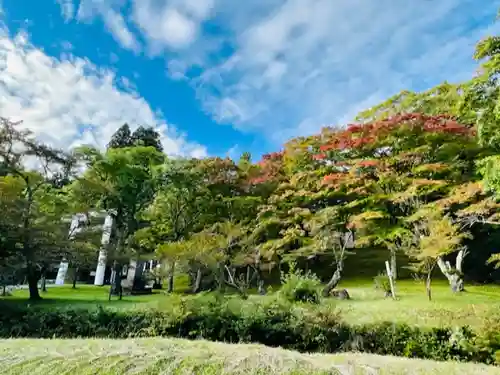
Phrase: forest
[{"left": 1, "top": 30, "right": 500, "bottom": 306}]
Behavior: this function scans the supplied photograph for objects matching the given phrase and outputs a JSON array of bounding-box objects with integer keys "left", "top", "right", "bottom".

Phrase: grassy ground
[
  {"left": 0, "top": 284, "right": 160, "bottom": 310},
  {"left": 1, "top": 337, "right": 499, "bottom": 375},
  {"left": 2, "top": 278, "right": 500, "bottom": 328}
]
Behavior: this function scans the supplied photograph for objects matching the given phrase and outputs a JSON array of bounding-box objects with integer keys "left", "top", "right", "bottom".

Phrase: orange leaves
[
  {"left": 318, "top": 113, "right": 474, "bottom": 154},
  {"left": 322, "top": 173, "right": 345, "bottom": 185},
  {"left": 249, "top": 151, "right": 285, "bottom": 185},
  {"left": 312, "top": 153, "right": 327, "bottom": 160},
  {"left": 358, "top": 159, "right": 380, "bottom": 168}
]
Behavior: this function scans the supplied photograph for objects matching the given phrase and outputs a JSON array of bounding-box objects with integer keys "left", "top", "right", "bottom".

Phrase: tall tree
[
  {"left": 131, "top": 126, "right": 163, "bottom": 153},
  {"left": 135, "top": 158, "right": 211, "bottom": 292},
  {"left": 406, "top": 209, "right": 471, "bottom": 300},
  {"left": 0, "top": 118, "right": 75, "bottom": 300},
  {"left": 107, "top": 124, "right": 132, "bottom": 149},
  {"left": 107, "top": 124, "right": 163, "bottom": 153},
  {"left": 70, "top": 145, "right": 164, "bottom": 297}
]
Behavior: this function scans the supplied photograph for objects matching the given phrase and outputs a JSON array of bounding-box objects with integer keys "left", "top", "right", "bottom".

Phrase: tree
[
  {"left": 64, "top": 213, "right": 101, "bottom": 289},
  {"left": 0, "top": 118, "right": 75, "bottom": 300},
  {"left": 131, "top": 126, "right": 163, "bottom": 153},
  {"left": 107, "top": 124, "right": 132, "bottom": 149},
  {"left": 406, "top": 209, "right": 471, "bottom": 300},
  {"left": 305, "top": 207, "right": 354, "bottom": 296},
  {"left": 107, "top": 124, "right": 163, "bottom": 153},
  {"left": 70, "top": 145, "right": 164, "bottom": 298},
  {"left": 135, "top": 158, "right": 211, "bottom": 292},
  {"left": 0, "top": 255, "right": 23, "bottom": 296}
]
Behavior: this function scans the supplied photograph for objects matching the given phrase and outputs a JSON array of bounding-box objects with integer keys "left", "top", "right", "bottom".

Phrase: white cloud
[
  {"left": 102, "top": 10, "right": 140, "bottom": 53},
  {"left": 191, "top": 0, "right": 500, "bottom": 141},
  {"left": 0, "top": 29, "right": 207, "bottom": 158},
  {"left": 133, "top": 5, "right": 196, "bottom": 51},
  {"left": 71, "top": 0, "right": 141, "bottom": 53},
  {"left": 63, "top": 0, "right": 214, "bottom": 52}
]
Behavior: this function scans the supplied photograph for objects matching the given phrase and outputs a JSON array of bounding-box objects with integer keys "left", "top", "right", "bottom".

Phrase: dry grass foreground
[{"left": 1, "top": 338, "right": 499, "bottom": 375}]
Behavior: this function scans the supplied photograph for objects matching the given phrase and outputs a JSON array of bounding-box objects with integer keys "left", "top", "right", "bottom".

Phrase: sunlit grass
[
  {"left": 3, "top": 278, "right": 500, "bottom": 328},
  {"left": 1, "top": 338, "right": 500, "bottom": 375}
]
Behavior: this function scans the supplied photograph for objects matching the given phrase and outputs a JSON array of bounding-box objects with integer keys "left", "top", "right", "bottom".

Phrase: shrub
[
  {"left": 279, "top": 263, "right": 322, "bottom": 304},
  {"left": 0, "top": 297, "right": 498, "bottom": 365},
  {"left": 373, "top": 272, "right": 391, "bottom": 295}
]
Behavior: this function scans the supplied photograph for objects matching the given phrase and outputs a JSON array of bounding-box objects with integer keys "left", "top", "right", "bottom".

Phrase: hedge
[{"left": 1, "top": 295, "right": 499, "bottom": 365}]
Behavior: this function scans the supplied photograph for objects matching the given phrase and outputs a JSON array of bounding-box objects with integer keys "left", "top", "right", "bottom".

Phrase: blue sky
[{"left": 0, "top": 0, "right": 499, "bottom": 160}]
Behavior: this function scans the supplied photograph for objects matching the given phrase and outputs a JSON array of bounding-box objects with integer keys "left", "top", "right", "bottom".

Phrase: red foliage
[
  {"left": 358, "top": 159, "right": 379, "bottom": 167},
  {"left": 262, "top": 151, "right": 284, "bottom": 161},
  {"left": 249, "top": 152, "right": 285, "bottom": 185},
  {"left": 322, "top": 173, "right": 345, "bottom": 185},
  {"left": 312, "top": 153, "right": 327, "bottom": 160},
  {"left": 318, "top": 113, "right": 473, "bottom": 152},
  {"left": 346, "top": 124, "right": 364, "bottom": 133},
  {"left": 248, "top": 176, "right": 270, "bottom": 185}
]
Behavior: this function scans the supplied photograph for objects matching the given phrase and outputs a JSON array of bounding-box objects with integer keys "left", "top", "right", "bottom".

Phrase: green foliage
[
  {"left": 2, "top": 296, "right": 500, "bottom": 365},
  {"left": 107, "top": 123, "right": 163, "bottom": 152},
  {"left": 373, "top": 272, "right": 391, "bottom": 294},
  {"left": 279, "top": 263, "right": 322, "bottom": 304}
]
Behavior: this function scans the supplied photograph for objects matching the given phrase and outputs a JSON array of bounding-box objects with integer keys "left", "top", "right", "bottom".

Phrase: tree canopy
[{"left": 2, "top": 18, "right": 500, "bottom": 301}]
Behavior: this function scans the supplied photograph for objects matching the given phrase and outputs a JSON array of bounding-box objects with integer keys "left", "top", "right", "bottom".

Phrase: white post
[
  {"left": 56, "top": 213, "right": 86, "bottom": 286},
  {"left": 126, "top": 260, "right": 137, "bottom": 287},
  {"left": 385, "top": 260, "right": 396, "bottom": 299},
  {"left": 94, "top": 213, "right": 114, "bottom": 286},
  {"left": 55, "top": 260, "right": 69, "bottom": 285}
]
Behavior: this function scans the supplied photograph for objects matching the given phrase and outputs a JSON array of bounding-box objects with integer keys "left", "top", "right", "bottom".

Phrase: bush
[
  {"left": 373, "top": 272, "right": 391, "bottom": 295},
  {"left": 0, "top": 297, "right": 498, "bottom": 365},
  {"left": 279, "top": 263, "right": 322, "bottom": 304}
]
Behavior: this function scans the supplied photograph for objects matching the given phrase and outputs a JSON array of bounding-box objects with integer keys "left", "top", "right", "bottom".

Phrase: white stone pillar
[
  {"left": 126, "top": 260, "right": 137, "bottom": 287},
  {"left": 55, "top": 260, "right": 69, "bottom": 285},
  {"left": 56, "top": 213, "right": 86, "bottom": 286},
  {"left": 94, "top": 213, "right": 114, "bottom": 286}
]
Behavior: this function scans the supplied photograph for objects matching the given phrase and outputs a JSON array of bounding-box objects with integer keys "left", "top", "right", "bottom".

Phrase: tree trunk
[
  {"left": 257, "top": 279, "right": 265, "bottom": 295},
  {"left": 426, "top": 271, "right": 432, "bottom": 301},
  {"left": 27, "top": 266, "right": 41, "bottom": 301},
  {"left": 192, "top": 268, "right": 202, "bottom": 294},
  {"left": 217, "top": 263, "right": 225, "bottom": 292},
  {"left": 437, "top": 252, "right": 465, "bottom": 293},
  {"left": 167, "top": 261, "right": 175, "bottom": 293},
  {"left": 254, "top": 249, "right": 265, "bottom": 295},
  {"left": 390, "top": 251, "right": 398, "bottom": 280},
  {"left": 72, "top": 267, "right": 79, "bottom": 289},
  {"left": 2, "top": 285, "right": 6, "bottom": 297},
  {"left": 114, "top": 263, "right": 123, "bottom": 300},
  {"left": 322, "top": 268, "right": 342, "bottom": 297},
  {"left": 246, "top": 265, "right": 251, "bottom": 287},
  {"left": 41, "top": 274, "right": 47, "bottom": 293},
  {"left": 109, "top": 261, "right": 119, "bottom": 301}
]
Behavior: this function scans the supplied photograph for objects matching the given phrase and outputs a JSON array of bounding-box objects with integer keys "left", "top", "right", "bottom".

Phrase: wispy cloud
[
  {"left": 59, "top": 0, "right": 215, "bottom": 52},
  {"left": 102, "top": 10, "right": 141, "bottom": 53},
  {"left": 56, "top": 0, "right": 500, "bottom": 145},
  {"left": 56, "top": 0, "right": 75, "bottom": 22},
  {"left": 192, "top": 0, "right": 500, "bottom": 142},
  {"left": 0, "top": 28, "right": 207, "bottom": 158}
]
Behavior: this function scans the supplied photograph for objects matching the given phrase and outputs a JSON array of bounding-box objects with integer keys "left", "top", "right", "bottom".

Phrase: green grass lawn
[
  {"left": 2, "top": 278, "right": 500, "bottom": 328},
  {"left": 0, "top": 284, "right": 162, "bottom": 310},
  {"left": 1, "top": 337, "right": 499, "bottom": 375}
]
